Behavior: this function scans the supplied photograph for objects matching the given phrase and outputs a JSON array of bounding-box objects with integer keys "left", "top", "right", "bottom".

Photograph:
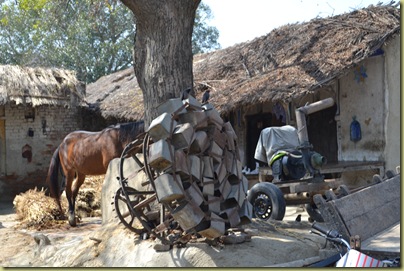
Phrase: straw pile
[
  {"left": 13, "top": 187, "right": 66, "bottom": 230},
  {"left": 13, "top": 175, "right": 104, "bottom": 229}
]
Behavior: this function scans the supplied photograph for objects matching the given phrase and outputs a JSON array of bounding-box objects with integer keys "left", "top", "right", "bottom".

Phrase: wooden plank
[
  {"left": 315, "top": 175, "right": 400, "bottom": 242},
  {"left": 343, "top": 200, "right": 400, "bottom": 241},
  {"left": 332, "top": 175, "right": 400, "bottom": 241},
  {"left": 321, "top": 161, "right": 384, "bottom": 175},
  {"left": 313, "top": 194, "right": 351, "bottom": 239},
  {"left": 361, "top": 223, "right": 400, "bottom": 257}
]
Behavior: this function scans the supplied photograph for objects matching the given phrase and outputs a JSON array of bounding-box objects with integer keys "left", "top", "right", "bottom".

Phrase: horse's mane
[{"left": 116, "top": 121, "right": 145, "bottom": 143}]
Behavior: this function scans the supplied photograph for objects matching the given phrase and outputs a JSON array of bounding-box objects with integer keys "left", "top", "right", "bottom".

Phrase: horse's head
[{"left": 118, "top": 121, "right": 145, "bottom": 145}]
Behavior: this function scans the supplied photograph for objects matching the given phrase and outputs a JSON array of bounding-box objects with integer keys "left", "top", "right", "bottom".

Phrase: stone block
[
  {"left": 197, "top": 213, "right": 225, "bottom": 239},
  {"left": 221, "top": 206, "right": 241, "bottom": 227},
  {"left": 207, "top": 195, "right": 221, "bottom": 214},
  {"left": 239, "top": 199, "right": 253, "bottom": 225},
  {"left": 208, "top": 125, "right": 227, "bottom": 149},
  {"left": 173, "top": 150, "right": 189, "bottom": 178},
  {"left": 182, "top": 95, "right": 202, "bottom": 111},
  {"left": 232, "top": 159, "right": 243, "bottom": 179},
  {"left": 172, "top": 123, "right": 194, "bottom": 150},
  {"left": 214, "top": 162, "right": 226, "bottom": 184},
  {"left": 189, "top": 131, "right": 209, "bottom": 154},
  {"left": 202, "top": 177, "right": 215, "bottom": 196},
  {"left": 154, "top": 173, "right": 184, "bottom": 204},
  {"left": 209, "top": 141, "right": 223, "bottom": 163},
  {"left": 148, "top": 139, "right": 173, "bottom": 171},
  {"left": 202, "top": 156, "right": 214, "bottom": 178},
  {"left": 189, "top": 155, "right": 203, "bottom": 181},
  {"left": 157, "top": 98, "right": 186, "bottom": 115},
  {"left": 185, "top": 182, "right": 204, "bottom": 207},
  {"left": 224, "top": 149, "right": 234, "bottom": 172},
  {"left": 147, "top": 112, "right": 176, "bottom": 141},
  {"left": 238, "top": 182, "right": 246, "bottom": 207},
  {"left": 223, "top": 121, "right": 238, "bottom": 140},
  {"left": 171, "top": 201, "right": 205, "bottom": 231},
  {"left": 205, "top": 107, "right": 224, "bottom": 129},
  {"left": 178, "top": 111, "right": 208, "bottom": 129}
]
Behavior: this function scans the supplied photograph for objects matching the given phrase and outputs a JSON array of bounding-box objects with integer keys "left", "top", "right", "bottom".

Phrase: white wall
[
  {"left": 338, "top": 54, "right": 385, "bottom": 162},
  {"left": 383, "top": 35, "right": 401, "bottom": 172}
]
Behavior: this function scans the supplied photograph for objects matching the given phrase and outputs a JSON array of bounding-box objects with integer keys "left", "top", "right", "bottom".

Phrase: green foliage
[
  {"left": 0, "top": 0, "right": 135, "bottom": 83},
  {"left": 0, "top": 0, "right": 220, "bottom": 83},
  {"left": 193, "top": 2, "right": 220, "bottom": 54}
]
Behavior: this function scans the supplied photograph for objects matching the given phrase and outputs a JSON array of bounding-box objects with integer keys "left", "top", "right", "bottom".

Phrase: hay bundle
[
  {"left": 76, "top": 188, "right": 102, "bottom": 218},
  {"left": 13, "top": 175, "right": 104, "bottom": 229},
  {"left": 13, "top": 187, "right": 66, "bottom": 229},
  {"left": 75, "top": 175, "right": 103, "bottom": 218}
]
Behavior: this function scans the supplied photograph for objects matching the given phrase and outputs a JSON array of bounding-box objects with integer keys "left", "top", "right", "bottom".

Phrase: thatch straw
[
  {"left": 0, "top": 65, "right": 85, "bottom": 107},
  {"left": 86, "top": 4, "right": 399, "bottom": 119}
]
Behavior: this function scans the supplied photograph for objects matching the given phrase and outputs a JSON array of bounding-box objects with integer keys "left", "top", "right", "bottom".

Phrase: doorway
[
  {"left": 307, "top": 104, "right": 338, "bottom": 163},
  {"left": 245, "top": 113, "right": 285, "bottom": 171}
]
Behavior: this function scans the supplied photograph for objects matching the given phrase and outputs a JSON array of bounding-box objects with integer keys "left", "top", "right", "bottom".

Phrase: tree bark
[{"left": 120, "top": 0, "right": 201, "bottom": 126}]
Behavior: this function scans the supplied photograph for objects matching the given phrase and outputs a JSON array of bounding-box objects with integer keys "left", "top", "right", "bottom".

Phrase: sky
[{"left": 202, "top": 0, "right": 390, "bottom": 49}]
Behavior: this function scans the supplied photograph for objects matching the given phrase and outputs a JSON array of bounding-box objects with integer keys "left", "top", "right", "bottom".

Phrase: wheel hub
[{"left": 254, "top": 194, "right": 272, "bottom": 219}]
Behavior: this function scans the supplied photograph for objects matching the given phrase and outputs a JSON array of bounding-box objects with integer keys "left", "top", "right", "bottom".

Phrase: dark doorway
[
  {"left": 307, "top": 104, "right": 338, "bottom": 163},
  {"left": 246, "top": 113, "right": 285, "bottom": 170}
]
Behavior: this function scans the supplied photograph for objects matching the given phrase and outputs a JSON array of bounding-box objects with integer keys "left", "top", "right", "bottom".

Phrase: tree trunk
[{"left": 120, "top": 0, "right": 201, "bottom": 126}]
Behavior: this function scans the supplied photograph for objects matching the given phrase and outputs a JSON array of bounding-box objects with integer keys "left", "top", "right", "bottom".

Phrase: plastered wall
[{"left": 0, "top": 104, "right": 81, "bottom": 200}]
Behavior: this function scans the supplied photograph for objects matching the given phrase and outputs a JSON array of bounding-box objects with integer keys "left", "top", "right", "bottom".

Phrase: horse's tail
[{"left": 46, "top": 146, "right": 65, "bottom": 209}]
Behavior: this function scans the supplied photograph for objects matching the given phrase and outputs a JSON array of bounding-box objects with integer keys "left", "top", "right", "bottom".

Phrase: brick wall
[{"left": 0, "top": 104, "right": 81, "bottom": 200}]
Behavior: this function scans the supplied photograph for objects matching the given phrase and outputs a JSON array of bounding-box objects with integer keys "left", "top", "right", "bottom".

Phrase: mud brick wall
[{"left": 0, "top": 104, "right": 82, "bottom": 200}]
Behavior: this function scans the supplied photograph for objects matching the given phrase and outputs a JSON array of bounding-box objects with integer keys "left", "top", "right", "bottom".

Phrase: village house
[
  {"left": 85, "top": 4, "right": 400, "bottom": 188},
  {"left": 0, "top": 65, "right": 85, "bottom": 200}
]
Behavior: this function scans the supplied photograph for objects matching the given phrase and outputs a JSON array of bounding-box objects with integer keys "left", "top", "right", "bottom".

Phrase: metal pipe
[
  {"left": 295, "top": 98, "right": 335, "bottom": 144},
  {"left": 298, "top": 97, "right": 335, "bottom": 115}
]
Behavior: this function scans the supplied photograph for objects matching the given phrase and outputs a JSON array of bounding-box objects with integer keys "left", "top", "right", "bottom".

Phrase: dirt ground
[{"left": 0, "top": 200, "right": 331, "bottom": 267}]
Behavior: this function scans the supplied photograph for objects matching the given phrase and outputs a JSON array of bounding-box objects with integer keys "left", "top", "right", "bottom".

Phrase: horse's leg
[
  {"left": 64, "top": 171, "right": 77, "bottom": 227},
  {"left": 69, "top": 172, "right": 86, "bottom": 226}
]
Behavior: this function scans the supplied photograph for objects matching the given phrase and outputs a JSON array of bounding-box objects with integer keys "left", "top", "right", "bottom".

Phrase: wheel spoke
[
  {"left": 128, "top": 214, "right": 135, "bottom": 226},
  {"left": 114, "top": 186, "right": 158, "bottom": 234}
]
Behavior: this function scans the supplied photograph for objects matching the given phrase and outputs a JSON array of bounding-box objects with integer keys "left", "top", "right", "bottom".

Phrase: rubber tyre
[
  {"left": 247, "top": 182, "right": 286, "bottom": 220},
  {"left": 305, "top": 202, "right": 324, "bottom": 222}
]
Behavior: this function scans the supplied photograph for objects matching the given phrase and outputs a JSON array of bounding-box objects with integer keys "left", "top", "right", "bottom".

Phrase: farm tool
[{"left": 113, "top": 97, "right": 252, "bottom": 247}]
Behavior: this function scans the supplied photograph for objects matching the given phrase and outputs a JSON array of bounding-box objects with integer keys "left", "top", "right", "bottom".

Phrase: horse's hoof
[{"left": 68, "top": 215, "right": 77, "bottom": 227}]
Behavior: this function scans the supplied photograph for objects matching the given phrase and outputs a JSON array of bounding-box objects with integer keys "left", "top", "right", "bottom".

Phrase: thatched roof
[
  {"left": 86, "top": 4, "right": 400, "bottom": 120},
  {"left": 85, "top": 68, "right": 144, "bottom": 121},
  {"left": 0, "top": 65, "right": 85, "bottom": 107}
]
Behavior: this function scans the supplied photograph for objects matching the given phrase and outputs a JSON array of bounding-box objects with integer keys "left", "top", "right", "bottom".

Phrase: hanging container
[{"left": 350, "top": 116, "right": 362, "bottom": 142}]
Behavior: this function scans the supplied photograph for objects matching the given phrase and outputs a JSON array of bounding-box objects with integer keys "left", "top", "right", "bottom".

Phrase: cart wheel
[
  {"left": 247, "top": 182, "right": 286, "bottom": 220},
  {"left": 305, "top": 202, "right": 324, "bottom": 222},
  {"left": 114, "top": 186, "right": 150, "bottom": 234}
]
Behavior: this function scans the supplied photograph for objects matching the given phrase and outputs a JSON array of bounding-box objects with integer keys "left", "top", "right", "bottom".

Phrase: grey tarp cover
[{"left": 254, "top": 125, "right": 300, "bottom": 165}]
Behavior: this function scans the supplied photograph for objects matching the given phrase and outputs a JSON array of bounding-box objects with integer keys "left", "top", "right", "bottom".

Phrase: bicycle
[{"left": 309, "top": 222, "right": 400, "bottom": 267}]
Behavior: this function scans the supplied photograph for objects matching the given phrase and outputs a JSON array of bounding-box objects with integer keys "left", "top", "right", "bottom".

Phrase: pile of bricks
[{"left": 146, "top": 96, "right": 252, "bottom": 239}]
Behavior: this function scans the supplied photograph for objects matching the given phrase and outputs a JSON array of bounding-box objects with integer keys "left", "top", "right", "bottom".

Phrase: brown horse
[{"left": 46, "top": 121, "right": 144, "bottom": 226}]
